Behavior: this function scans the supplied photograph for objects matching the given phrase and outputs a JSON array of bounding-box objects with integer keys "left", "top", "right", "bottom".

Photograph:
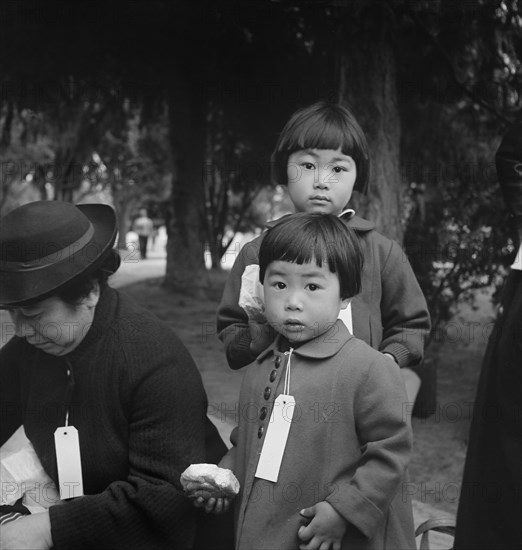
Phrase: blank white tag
[
  {"left": 54, "top": 426, "right": 84, "bottom": 499},
  {"left": 255, "top": 394, "right": 295, "bottom": 483},
  {"left": 338, "top": 302, "right": 353, "bottom": 333}
]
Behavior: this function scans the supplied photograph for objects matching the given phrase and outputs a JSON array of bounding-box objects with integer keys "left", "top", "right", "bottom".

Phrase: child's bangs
[
  {"left": 293, "top": 116, "right": 357, "bottom": 157},
  {"left": 268, "top": 230, "right": 337, "bottom": 273}
]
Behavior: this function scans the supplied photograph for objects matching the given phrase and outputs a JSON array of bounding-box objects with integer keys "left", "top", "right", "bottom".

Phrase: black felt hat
[{"left": 0, "top": 201, "right": 119, "bottom": 307}]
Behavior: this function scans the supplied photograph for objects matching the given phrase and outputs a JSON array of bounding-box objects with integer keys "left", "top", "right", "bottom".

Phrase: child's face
[
  {"left": 263, "top": 259, "right": 349, "bottom": 344},
  {"left": 286, "top": 148, "right": 356, "bottom": 216}
]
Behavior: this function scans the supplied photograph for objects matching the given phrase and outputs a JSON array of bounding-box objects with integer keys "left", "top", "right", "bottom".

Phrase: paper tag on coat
[
  {"left": 255, "top": 394, "right": 295, "bottom": 483},
  {"left": 338, "top": 302, "right": 353, "bottom": 333},
  {"left": 54, "top": 426, "right": 84, "bottom": 499}
]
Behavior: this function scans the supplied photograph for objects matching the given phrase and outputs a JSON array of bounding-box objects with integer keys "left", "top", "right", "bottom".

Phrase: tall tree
[
  {"left": 398, "top": 0, "right": 521, "bottom": 332},
  {"left": 335, "top": 2, "right": 404, "bottom": 241},
  {"left": 1, "top": 0, "right": 520, "bottom": 306}
]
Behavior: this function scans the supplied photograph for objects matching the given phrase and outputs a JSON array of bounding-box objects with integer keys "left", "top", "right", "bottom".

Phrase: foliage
[
  {"left": 1, "top": 0, "right": 521, "bottom": 308},
  {"left": 0, "top": 93, "right": 170, "bottom": 241},
  {"left": 0, "top": 107, "right": 52, "bottom": 214},
  {"left": 91, "top": 101, "right": 172, "bottom": 245},
  {"left": 203, "top": 103, "right": 265, "bottom": 268},
  {"left": 398, "top": 0, "right": 521, "bottom": 337}
]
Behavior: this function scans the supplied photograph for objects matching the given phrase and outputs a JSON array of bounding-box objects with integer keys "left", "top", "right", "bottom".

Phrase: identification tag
[
  {"left": 255, "top": 394, "right": 296, "bottom": 483},
  {"left": 54, "top": 426, "right": 84, "bottom": 499}
]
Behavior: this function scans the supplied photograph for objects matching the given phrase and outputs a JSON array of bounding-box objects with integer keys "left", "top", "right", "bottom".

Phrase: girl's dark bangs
[
  {"left": 272, "top": 234, "right": 314, "bottom": 266},
  {"left": 272, "top": 232, "right": 336, "bottom": 271},
  {"left": 294, "top": 118, "right": 356, "bottom": 156}
]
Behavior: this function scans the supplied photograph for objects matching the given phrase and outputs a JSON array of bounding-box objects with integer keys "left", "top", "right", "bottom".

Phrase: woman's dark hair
[
  {"left": 271, "top": 101, "right": 370, "bottom": 193},
  {"left": 259, "top": 213, "right": 363, "bottom": 300},
  {"left": 56, "top": 249, "right": 121, "bottom": 305}
]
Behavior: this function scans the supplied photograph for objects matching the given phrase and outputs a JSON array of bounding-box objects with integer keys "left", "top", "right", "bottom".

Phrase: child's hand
[
  {"left": 180, "top": 463, "right": 239, "bottom": 515},
  {"left": 192, "top": 495, "right": 232, "bottom": 515},
  {"left": 297, "top": 501, "right": 347, "bottom": 550}
]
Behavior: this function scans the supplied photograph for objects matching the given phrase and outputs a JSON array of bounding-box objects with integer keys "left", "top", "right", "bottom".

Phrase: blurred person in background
[{"left": 133, "top": 207, "right": 154, "bottom": 259}]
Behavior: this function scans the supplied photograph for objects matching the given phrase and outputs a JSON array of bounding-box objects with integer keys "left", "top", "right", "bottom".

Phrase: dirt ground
[
  {"left": 121, "top": 275, "right": 495, "bottom": 518},
  {"left": 409, "top": 292, "right": 494, "bottom": 515}
]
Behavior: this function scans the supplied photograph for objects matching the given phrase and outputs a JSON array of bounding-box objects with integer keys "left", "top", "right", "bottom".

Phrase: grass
[{"left": 121, "top": 274, "right": 494, "bottom": 517}]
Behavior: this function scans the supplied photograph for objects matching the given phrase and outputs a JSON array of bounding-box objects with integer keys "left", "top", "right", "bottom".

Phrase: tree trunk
[
  {"left": 52, "top": 150, "right": 78, "bottom": 203},
  {"left": 209, "top": 244, "right": 221, "bottom": 270},
  {"left": 164, "top": 73, "right": 208, "bottom": 295},
  {"left": 113, "top": 195, "right": 136, "bottom": 250},
  {"left": 337, "top": 5, "right": 403, "bottom": 243}
]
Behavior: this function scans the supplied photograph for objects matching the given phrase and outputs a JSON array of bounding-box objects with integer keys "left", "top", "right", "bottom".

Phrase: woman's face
[{"left": 7, "top": 291, "right": 99, "bottom": 356}]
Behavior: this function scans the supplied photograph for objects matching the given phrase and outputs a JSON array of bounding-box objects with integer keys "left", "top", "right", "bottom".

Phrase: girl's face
[
  {"left": 7, "top": 291, "right": 99, "bottom": 356},
  {"left": 263, "top": 259, "right": 350, "bottom": 344},
  {"left": 286, "top": 148, "right": 357, "bottom": 215}
]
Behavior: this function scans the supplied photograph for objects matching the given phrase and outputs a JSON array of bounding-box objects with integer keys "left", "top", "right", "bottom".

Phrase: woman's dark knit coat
[{"left": 0, "top": 287, "right": 224, "bottom": 549}]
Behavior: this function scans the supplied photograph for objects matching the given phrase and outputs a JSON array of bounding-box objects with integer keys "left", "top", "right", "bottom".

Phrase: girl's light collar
[{"left": 338, "top": 208, "right": 355, "bottom": 219}]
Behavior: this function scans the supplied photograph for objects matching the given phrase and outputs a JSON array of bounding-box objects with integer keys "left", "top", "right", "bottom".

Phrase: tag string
[
  {"left": 63, "top": 359, "right": 76, "bottom": 428},
  {"left": 283, "top": 347, "right": 293, "bottom": 395}
]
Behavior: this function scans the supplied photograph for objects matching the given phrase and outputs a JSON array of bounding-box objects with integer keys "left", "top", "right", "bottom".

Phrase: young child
[
  {"left": 195, "top": 214, "right": 415, "bottom": 550},
  {"left": 217, "top": 100, "right": 430, "bottom": 402}
]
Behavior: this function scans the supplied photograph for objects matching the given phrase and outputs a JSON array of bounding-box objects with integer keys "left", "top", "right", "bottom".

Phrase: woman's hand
[
  {"left": 297, "top": 501, "right": 347, "bottom": 550},
  {"left": 0, "top": 511, "right": 53, "bottom": 550}
]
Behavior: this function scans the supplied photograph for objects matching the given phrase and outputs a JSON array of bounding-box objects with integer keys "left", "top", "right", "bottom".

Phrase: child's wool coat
[{"left": 233, "top": 321, "right": 416, "bottom": 550}]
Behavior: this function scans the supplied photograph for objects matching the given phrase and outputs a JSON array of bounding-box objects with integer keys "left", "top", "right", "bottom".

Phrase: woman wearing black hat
[{"left": 0, "top": 201, "right": 229, "bottom": 549}]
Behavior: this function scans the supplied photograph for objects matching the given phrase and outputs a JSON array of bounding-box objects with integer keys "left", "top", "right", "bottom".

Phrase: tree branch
[
  {"left": 221, "top": 183, "right": 263, "bottom": 253},
  {"left": 406, "top": 5, "right": 513, "bottom": 125}
]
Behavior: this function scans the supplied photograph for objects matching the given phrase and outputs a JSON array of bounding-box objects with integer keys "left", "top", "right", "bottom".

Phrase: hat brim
[{"left": 0, "top": 203, "right": 118, "bottom": 307}]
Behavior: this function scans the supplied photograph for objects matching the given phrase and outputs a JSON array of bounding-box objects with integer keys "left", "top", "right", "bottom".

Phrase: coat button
[
  {"left": 274, "top": 356, "right": 281, "bottom": 368},
  {"left": 270, "top": 370, "right": 277, "bottom": 382},
  {"left": 260, "top": 407, "right": 267, "bottom": 420},
  {"left": 258, "top": 425, "right": 264, "bottom": 438},
  {"left": 263, "top": 387, "right": 271, "bottom": 400}
]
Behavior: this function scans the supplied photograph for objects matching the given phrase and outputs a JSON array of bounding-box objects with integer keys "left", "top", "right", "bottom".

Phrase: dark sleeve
[
  {"left": 0, "top": 338, "right": 24, "bottom": 445},
  {"left": 379, "top": 240, "right": 431, "bottom": 367},
  {"left": 216, "top": 240, "right": 259, "bottom": 370},
  {"left": 49, "top": 350, "right": 208, "bottom": 550},
  {"left": 326, "top": 355, "right": 412, "bottom": 536}
]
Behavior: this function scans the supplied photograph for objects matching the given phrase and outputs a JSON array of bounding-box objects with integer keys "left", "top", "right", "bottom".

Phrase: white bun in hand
[{"left": 181, "top": 463, "right": 240, "bottom": 499}]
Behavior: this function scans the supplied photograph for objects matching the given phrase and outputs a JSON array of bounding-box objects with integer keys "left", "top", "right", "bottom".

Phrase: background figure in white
[{"left": 133, "top": 208, "right": 154, "bottom": 259}]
